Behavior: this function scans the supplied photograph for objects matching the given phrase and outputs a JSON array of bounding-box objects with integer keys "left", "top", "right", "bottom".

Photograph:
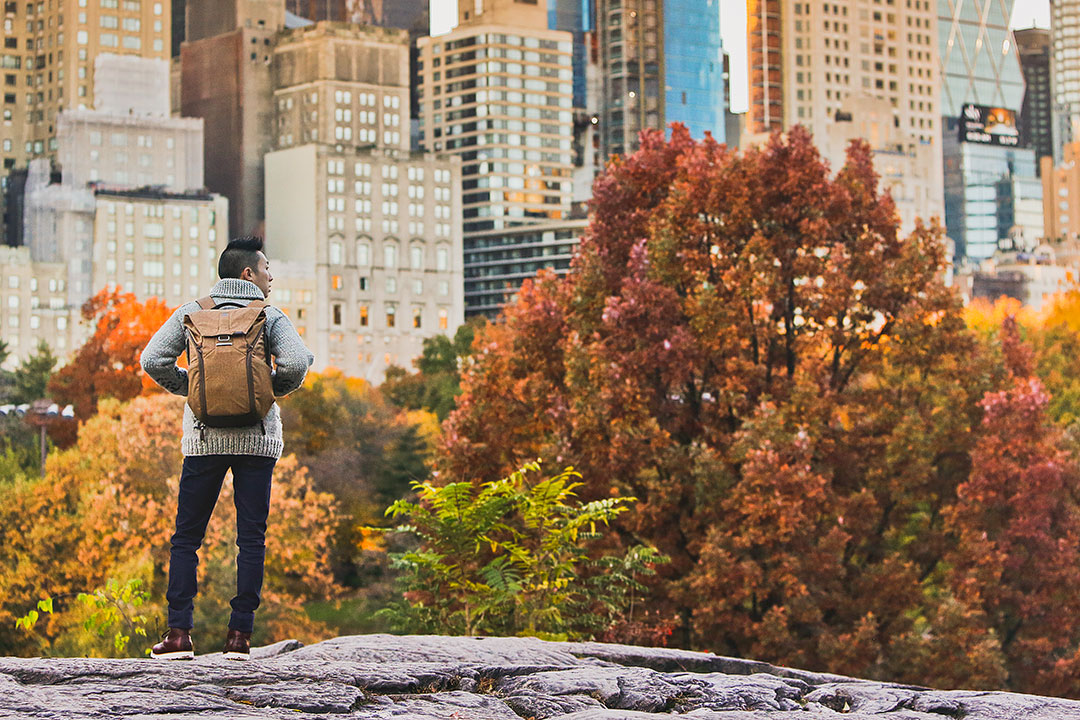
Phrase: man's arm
[
  {"left": 267, "top": 309, "right": 314, "bottom": 397},
  {"left": 140, "top": 305, "right": 190, "bottom": 396}
]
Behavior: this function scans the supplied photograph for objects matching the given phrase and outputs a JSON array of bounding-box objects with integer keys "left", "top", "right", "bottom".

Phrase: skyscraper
[
  {"left": 938, "top": 0, "right": 1024, "bottom": 117},
  {"left": 180, "top": 0, "right": 285, "bottom": 236},
  {"left": 938, "top": 0, "right": 1039, "bottom": 262},
  {"left": 743, "top": 0, "right": 943, "bottom": 234},
  {"left": 746, "top": 0, "right": 782, "bottom": 135},
  {"left": 1052, "top": 0, "right": 1080, "bottom": 163},
  {"left": 416, "top": 0, "right": 574, "bottom": 235},
  {"left": 594, "top": 0, "right": 724, "bottom": 160},
  {"left": 264, "top": 21, "right": 464, "bottom": 381},
  {"left": 1, "top": 0, "right": 172, "bottom": 238},
  {"left": 1015, "top": 27, "right": 1052, "bottom": 167}
]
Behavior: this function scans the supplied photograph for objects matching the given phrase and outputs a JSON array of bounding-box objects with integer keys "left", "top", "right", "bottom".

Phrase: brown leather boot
[
  {"left": 222, "top": 629, "right": 251, "bottom": 661},
  {"left": 150, "top": 628, "right": 194, "bottom": 660}
]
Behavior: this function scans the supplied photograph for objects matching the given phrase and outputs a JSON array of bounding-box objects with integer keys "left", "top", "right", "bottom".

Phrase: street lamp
[{"left": 0, "top": 401, "right": 75, "bottom": 477}]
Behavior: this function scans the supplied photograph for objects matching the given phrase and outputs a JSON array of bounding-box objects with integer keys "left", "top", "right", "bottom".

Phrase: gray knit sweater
[{"left": 140, "top": 279, "right": 314, "bottom": 458}]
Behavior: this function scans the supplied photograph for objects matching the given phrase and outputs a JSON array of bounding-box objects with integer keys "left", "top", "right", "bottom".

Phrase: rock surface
[{"left": 1, "top": 634, "right": 1079, "bottom": 719}]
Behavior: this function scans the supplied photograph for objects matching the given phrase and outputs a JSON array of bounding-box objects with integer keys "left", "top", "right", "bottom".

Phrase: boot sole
[
  {"left": 222, "top": 652, "right": 250, "bottom": 661},
  {"left": 150, "top": 650, "right": 195, "bottom": 660}
]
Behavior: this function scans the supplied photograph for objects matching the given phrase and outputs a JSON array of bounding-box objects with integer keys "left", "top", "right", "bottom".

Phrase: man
[{"left": 140, "top": 235, "right": 313, "bottom": 660}]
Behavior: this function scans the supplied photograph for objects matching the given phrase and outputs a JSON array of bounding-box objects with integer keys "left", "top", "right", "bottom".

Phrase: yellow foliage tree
[{"left": 0, "top": 393, "right": 341, "bottom": 656}]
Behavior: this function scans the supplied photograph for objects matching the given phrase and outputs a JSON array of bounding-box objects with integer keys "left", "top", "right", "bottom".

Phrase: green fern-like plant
[{"left": 376, "top": 462, "right": 668, "bottom": 639}]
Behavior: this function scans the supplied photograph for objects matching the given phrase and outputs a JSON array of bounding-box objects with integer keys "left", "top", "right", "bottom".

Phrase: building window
[
  {"left": 359, "top": 305, "right": 368, "bottom": 326},
  {"left": 413, "top": 307, "right": 422, "bottom": 329},
  {"left": 332, "top": 303, "right": 342, "bottom": 326},
  {"left": 386, "top": 305, "right": 396, "bottom": 328},
  {"left": 384, "top": 242, "right": 397, "bottom": 268},
  {"left": 331, "top": 274, "right": 343, "bottom": 290},
  {"left": 438, "top": 307, "right": 448, "bottom": 330},
  {"left": 436, "top": 246, "right": 449, "bottom": 271},
  {"left": 410, "top": 245, "right": 423, "bottom": 270},
  {"left": 357, "top": 241, "right": 371, "bottom": 266},
  {"left": 330, "top": 241, "right": 342, "bottom": 264}
]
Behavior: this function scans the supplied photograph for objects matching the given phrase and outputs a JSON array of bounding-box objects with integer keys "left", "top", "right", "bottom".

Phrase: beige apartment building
[
  {"left": 265, "top": 143, "right": 463, "bottom": 383},
  {"left": 416, "top": 0, "right": 575, "bottom": 235},
  {"left": 1042, "top": 142, "right": 1080, "bottom": 242},
  {"left": 0, "top": 245, "right": 72, "bottom": 367},
  {"left": 89, "top": 188, "right": 228, "bottom": 306},
  {"left": 57, "top": 107, "right": 203, "bottom": 190},
  {"left": 0, "top": 0, "right": 170, "bottom": 172},
  {"left": 272, "top": 21, "right": 411, "bottom": 154},
  {"left": 745, "top": 0, "right": 943, "bottom": 232}
]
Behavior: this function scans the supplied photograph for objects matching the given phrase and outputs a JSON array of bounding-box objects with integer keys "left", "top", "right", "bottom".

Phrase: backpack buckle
[{"left": 216, "top": 335, "right": 233, "bottom": 346}]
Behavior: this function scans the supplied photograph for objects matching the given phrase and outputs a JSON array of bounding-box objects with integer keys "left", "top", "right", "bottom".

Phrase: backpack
[{"left": 183, "top": 297, "right": 274, "bottom": 429}]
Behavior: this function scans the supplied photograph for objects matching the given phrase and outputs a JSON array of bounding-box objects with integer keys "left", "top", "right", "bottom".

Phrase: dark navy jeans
[{"left": 166, "top": 454, "right": 276, "bottom": 634}]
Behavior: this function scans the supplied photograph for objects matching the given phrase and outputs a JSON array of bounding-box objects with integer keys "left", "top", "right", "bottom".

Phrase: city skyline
[{"left": 722, "top": 0, "right": 1050, "bottom": 116}]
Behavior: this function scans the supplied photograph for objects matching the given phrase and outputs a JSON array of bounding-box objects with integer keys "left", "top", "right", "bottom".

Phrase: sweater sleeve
[
  {"left": 266, "top": 309, "right": 314, "bottom": 397},
  {"left": 140, "top": 305, "right": 190, "bottom": 396}
]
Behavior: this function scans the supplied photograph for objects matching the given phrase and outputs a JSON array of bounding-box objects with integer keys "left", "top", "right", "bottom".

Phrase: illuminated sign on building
[{"left": 959, "top": 104, "right": 1020, "bottom": 146}]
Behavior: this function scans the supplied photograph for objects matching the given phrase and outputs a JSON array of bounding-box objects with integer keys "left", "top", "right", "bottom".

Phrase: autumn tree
[
  {"left": 48, "top": 287, "right": 173, "bottom": 420},
  {"left": 438, "top": 125, "right": 1013, "bottom": 685},
  {"left": 383, "top": 321, "right": 481, "bottom": 420},
  {"left": 11, "top": 340, "right": 57, "bottom": 404},
  {"left": 279, "top": 370, "right": 437, "bottom": 588},
  {"left": 0, "top": 394, "right": 341, "bottom": 656}
]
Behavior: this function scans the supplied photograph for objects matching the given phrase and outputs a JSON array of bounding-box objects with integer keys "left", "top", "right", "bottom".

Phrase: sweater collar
[{"left": 208, "top": 278, "right": 266, "bottom": 301}]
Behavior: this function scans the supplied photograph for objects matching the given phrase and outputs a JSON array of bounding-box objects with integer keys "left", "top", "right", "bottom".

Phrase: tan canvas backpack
[{"left": 183, "top": 297, "right": 274, "bottom": 429}]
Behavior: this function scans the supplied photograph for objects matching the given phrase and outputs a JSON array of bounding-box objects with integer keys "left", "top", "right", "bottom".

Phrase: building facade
[
  {"left": 1052, "top": 0, "right": 1080, "bottom": 164},
  {"left": 0, "top": 0, "right": 171, "bottom": 172},
  {"left": 593, "top": 0, "right": 725, "bottom": 159},
  {"left": 1041, "top": 142, "right": 1080, "bottom": 241},
  {"left": 944, "top": 116, "right": 1042, "bottom": 261},
  {"left": 938, "top": 0, "right": 1024, "bottom": 118},
  {"left": 744, "top": 0, "right": 943, "bottom": 233},
  {"left": 1015, "top": 27, "right": 1053, "bottom": 167},
  {"left": 56, "top": 109, "right": 204, "bottom": 191},
  {"left": 416, "top": 1, "right": 575, "bottom": 235},
  {"left": 464, "top": 217, "right": 586, "bottom": 317},
  {"left": 180, "top": 0, "right": 285, "bottom": 236},
  {"left": 746, "top": 0, "right": 782, "bottom": 135},
  {"left": 0, "top": 245, "right": 72, "bottom": 367},
  {"left": 264, "top": 143, "right": 463, "bottom": 382},
  {"left": 938, "top": 0, "right": 1037, "bottom": 262},
  {"left": 264, "top": 20, "right": 464, "bottom": 383}
]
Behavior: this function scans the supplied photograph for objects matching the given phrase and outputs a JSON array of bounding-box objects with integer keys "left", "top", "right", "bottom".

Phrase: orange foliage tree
[
  {"left": 437, "top": 125, "right": 1080, "bottom": 693},
  {"left": 48, "top": 287, "right": 173, "bottom": 420}
]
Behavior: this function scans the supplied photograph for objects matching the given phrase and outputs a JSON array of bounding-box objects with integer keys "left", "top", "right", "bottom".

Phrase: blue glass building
[
  {"left": 663, "top": 0, "right": 724, "bottom": 143},
  {"left": 548, "top": 0, "right": 592, "bottom": 111},
  {"left": 938, "top": 0, "right": 1038, "bottom": 262},
  {"left": 943, "top": 117, "right": 1043, "bottom": 261}
]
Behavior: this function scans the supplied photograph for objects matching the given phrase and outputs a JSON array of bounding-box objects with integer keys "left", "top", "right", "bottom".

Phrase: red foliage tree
[
  {"left": 48, "top": 287, "right": 173, "bottom": 420},
  {"left": 944, "top": 318, "right": 1080, "bottom": 695},
  {"left": 437, "top": 126, "right": 1042, "bottom": 687}
]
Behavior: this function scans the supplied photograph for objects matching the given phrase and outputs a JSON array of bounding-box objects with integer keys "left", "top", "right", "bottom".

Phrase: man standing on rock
[{"left": 140, "top": 235, "right": 314, "bottom": 660}]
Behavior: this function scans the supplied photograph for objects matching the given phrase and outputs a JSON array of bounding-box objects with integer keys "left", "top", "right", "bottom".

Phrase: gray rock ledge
[{"left": 1, "top": 634, "right": 1079, "bottom": 719}]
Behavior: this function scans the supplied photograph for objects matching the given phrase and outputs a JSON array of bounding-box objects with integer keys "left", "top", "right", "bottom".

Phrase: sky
[
  {"left": 722, "top": 0, "right": 1051, "bottom": 115},
  {"left": 431, "top": 1, "right": 1051, "bottom": 115}
]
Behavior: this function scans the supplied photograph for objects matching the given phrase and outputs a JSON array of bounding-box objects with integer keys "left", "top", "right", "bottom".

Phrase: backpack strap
[
  {"left": 246, "top": 300, "right": 267, "bottom": 311},
  {"left": 197, "top": 296, "right": 215, "bottom": 310}
]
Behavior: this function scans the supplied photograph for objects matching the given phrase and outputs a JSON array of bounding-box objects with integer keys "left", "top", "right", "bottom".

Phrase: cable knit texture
[{"left": 140, "top": 279, "right": 314, "bottom": 459}]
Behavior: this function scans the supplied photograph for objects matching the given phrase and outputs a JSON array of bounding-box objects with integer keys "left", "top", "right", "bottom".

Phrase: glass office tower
[
  {"left": 939, "top": 0, "right": 1036, "bottom": 262},
  {"left": 549, "top": 0, "right": 592, "bottom": 110},
  {"left": 944, "top": 117, "right": 1043, "bottom": 261},
  {"left": 663, "top": 0, "right": 724, "bottom": 142}
]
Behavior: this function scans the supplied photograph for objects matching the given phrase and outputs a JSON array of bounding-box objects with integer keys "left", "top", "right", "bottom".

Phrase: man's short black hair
[{"left": 218, "top": 235, "right": 265, "bottom": 280}]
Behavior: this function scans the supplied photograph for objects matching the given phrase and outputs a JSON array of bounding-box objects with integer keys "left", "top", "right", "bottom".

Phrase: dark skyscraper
[
  {"left": 1015, "top": 27, "right": 1053, "bottom": 166},
  {"left": 549, "top": 0, "right": 591, "bottom": 110},
  {"left": 172, "top": 0, "right": 187, "bottom": 58}
]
